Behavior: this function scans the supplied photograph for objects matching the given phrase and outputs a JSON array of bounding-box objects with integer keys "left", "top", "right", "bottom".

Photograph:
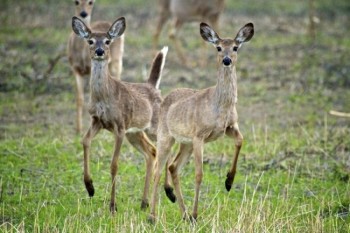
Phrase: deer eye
[
  {"left": 233, "top": 46, "right": 238, "bottom": 52},
  {"left": 105, "top": 40, "right": 111, "bottom": 45},
  {"left": 75, "top": 0, "right": 79, "bottom": 5},
  {"left": 88, "top": 40, "right": 94, "bottom": 45},
  {"left": 216, "top": 47, "right": 222, "bottom": 52},
  {"left": 88, "top": 0, "right": 93, "bottom": 5}
]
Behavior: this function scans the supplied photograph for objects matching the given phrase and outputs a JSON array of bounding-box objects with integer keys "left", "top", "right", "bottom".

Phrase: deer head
[
  {"left": 71, "top": 16, "right": 126, "bottom": 61},
  {"left": 200, "top": 22, "right": 254, "bottom": 67},
  {"left": 73, "top": 0, "right": 95, "bottom": 23}
]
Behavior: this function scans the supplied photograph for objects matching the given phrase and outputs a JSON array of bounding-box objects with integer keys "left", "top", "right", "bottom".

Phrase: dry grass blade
[{"left": 329, "top": 110, "right": 350, "bottom": 118}]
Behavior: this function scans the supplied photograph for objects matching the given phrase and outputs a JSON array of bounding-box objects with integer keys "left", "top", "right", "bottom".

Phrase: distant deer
[
  {"left": 67, "top": 0, "right": 124, "bottom": 134},
  {"left": 71, "top": 16, "right": 168, "bottom": 212},
  {"left": 149, "top": 22, "right": 254, "bottom": 222},
  {"left": 154, "top": 0, "right": 225, "bottom": 64}
]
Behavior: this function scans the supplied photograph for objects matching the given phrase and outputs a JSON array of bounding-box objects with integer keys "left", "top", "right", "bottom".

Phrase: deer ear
[
  {"left": 200, "top": 22, "right": 220, "bottom": 45},
  {"left": 72, "top": 16, "right": 91, "bottom": 38},
  {"left": 234, "top": 23, "right": 254, "bottom": 44},
  {"left": 108, "top": 17, "right": 126, "bottom": 39}
]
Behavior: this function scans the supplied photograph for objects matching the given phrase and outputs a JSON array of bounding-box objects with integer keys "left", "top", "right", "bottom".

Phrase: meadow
[{"left": 0, "top": 0, "right": 349, "bottom": 232}]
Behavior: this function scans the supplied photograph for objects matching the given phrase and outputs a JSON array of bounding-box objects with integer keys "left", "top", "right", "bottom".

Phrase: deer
[
  {"left": 154, "top": 0, "right": 225, "bottom": 64},
  {"left": 67, "top": 0, "right": 124, "bottom": 134},
  {"left": 71, "top": 16, "right": 168, "bottom": 212},
  {"left": 148, "top": 22, "right": 254, "bottom": 223}
]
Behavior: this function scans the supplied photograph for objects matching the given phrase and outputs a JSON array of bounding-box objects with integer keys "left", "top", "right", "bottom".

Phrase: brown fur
[
  {"left": 149, "top": 22, "right": 254, "bottom": 223},
  {"left": 67, "top": 0, "right": 124, "bottom": 134},
  {"left": 71, "top": 16, "right": 168, "bottom": 212}
]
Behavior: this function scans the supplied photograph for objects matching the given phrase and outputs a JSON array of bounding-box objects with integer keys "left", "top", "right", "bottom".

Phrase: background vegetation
[{"left": 0, "top": 0, "right": 349, "bottom": 232}]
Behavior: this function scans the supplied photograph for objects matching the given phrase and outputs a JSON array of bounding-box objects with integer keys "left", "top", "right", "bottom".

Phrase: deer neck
[
  {"left": 90, "top": 59, "right": 111, "bottom": 101},
  {"left": 213, "top": 65, "right": 237, "bottom": 114},
  {"left": 81, "top": 16, "right": 91, "bottom": 28}
]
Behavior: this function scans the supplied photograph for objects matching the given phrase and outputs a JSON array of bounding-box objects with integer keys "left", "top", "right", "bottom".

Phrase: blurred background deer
[{"left": 154, "top": 0, "right": 225, "bottom": 65}]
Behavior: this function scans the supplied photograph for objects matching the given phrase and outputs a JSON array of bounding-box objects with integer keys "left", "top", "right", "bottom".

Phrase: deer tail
[{"left": 148, "top": 46, "right": 168, "bottom": 89}]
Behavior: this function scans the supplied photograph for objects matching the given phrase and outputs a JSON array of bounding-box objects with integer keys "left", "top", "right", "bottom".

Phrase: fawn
[
  {"left": 71, "top": 16, "right": 168, "bottom": 212},
  {"left": 67, "top": 0, "right": 124, "bottom": 134},
  {"left": 149, "top": 22, "right": 254, "bottom": 222},
  {"left": 154, "top": 0, "right": 225, "bottom": 64}
]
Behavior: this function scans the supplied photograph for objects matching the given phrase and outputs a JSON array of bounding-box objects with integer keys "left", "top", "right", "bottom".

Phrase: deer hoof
[
  {"left": 109, "top": 203, "right": 117, "bottom": 213},
  {"left": 225, "top": 172, "right": 234, "bottom": 192},
  {"left": 147, "top": 215, "right": 156, "bottom": 224},
  {"left": 189, "top": 214, "right": 197, "bottom": 223},
  {"left": 164, "top": 186, "right": 177, "bottom": 203},
  {"left": 141, "top": 200, "right": 149, "bottom": 210},
  {"left": 84, "top": 179, "right": 95, "bottom": 197},
  {"left": 182, "top": 213, "right": 197, "bottom": 223}
]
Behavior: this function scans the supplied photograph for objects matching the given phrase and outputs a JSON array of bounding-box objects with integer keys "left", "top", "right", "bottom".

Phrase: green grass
[
  {"left": 1, "top": 0, "right": 350, "bottom": 232},
  {"left": 0, "top": 123, "right": 349, "bottom": 232}
]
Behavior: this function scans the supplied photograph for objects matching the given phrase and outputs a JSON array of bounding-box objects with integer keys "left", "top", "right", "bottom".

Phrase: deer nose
[
  {"left": 80, "top": 11, "right": 88, "bottom": 18},
  {"left": 222, "top": 57, "right": 232, "bottom": 66},
  {"left": 95, "top": 48, "right": 104, "bottom": 56}
]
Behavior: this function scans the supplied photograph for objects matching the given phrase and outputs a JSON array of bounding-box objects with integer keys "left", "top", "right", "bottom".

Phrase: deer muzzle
[
  {"left": 80, "top": 11, "right": 88, "bottom": 18},
  {"left": 222, "top": 57, "right": 232, "bottom": 66},
  {"left": 95, "top": 48, "right": 105, "bottom": 57}
]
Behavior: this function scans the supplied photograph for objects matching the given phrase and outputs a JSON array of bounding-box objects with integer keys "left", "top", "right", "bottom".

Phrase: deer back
[
  {"left": 124, "top": 82, "right": 162, "bottom": 138},
  {"left": 169, "top": 0, "right": 225, "bottom": 21}
]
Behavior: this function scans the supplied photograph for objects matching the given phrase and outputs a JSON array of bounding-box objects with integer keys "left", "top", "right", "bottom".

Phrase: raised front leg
[
  {"left": 225, "top": 123, "right": 243, "bottom": 191},
  {"left": 126, "top": 131, "right": 156, "bottom": 210},
  {"left": 82, "top": 117, "right": 102, "bottom": 197},
  {"left": 110, "top": 127, "right": 125, "bottom": 213}
]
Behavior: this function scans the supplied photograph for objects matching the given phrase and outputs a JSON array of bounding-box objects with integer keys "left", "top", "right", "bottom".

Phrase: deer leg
[
  {"left": 153, "top": 10, "right": 169, "bottom": 50},
  {"left": 110, "top": 127, "right": 125, "bottom": 213},
  {"left": 163, "top": 159, "right": 175, "bottom": 203},
  {"left": 208, "top": 14, "right": 220, "bottom": 32},
  {"left": 168, "top": 143, "right": 193, "bottom": 220},
  {"left": 169, "top": 19, "right": 187, "bottom": 65},
  {"left": 82, "top": 117, "right": 102, "bottom": 197},
  {"left": 225, "top": 123, "right": 243, "bottom": 191},
  {"left": 165, "top": 144, "right": 193, "bottom": 203},
  {"left": 74, "top": 71, "right": 84, "bottom": 134},
  {"left": 148, "top": 135, "right": 174, "bottom": 224},
  {"left": 126, "top": 131, "right": 156, "bottom": 210},
  {"left": 191, "top": 138, "right": 204, "bottom": 221},
  {"left": 109, "top": 35, "right": 124, "bottom": 80}
]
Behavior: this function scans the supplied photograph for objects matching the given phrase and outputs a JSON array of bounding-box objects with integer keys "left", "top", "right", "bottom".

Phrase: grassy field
[{"left": 1, "top": 0, "right": 350, "bottom": 232}]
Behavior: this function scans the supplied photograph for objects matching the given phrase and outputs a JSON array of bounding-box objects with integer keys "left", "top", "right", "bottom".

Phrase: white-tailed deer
[
  {"left": 67, "top": 0, "right": 124, "bottom": 134},
  {"left": 149, "top": 22, "right": 254, "bottom": 222},
  {"left": 154, "top": 0, "right": 225, "bottom": 64},
  {"left": 71, "top": 16, "right": 168, "bottom": 212}
]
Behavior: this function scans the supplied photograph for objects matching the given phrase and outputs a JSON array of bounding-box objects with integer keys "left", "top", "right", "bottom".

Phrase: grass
[
  {"left": 1, "top": 0, "right": 350, "bottom": 232},
  {"left": 0, "top": 126, "right": 349, "bottom": 232}
]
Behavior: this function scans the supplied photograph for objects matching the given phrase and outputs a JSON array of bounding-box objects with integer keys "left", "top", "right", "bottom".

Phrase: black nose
[
  {"left": 223, "top": 57, "right": 232, "bottom": 66},
  {"left": 80, "top": 11, "right": 88, "bottom": 18},
  {"left": 95, "top": 48, "right": 104, "bottom": 56}
]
